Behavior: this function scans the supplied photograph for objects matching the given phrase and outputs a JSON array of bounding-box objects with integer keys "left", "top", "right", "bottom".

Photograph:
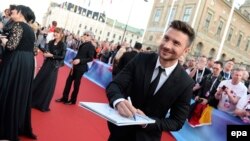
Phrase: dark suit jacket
[
  {"left": 73, "top": 41, "right": 95, "bottom": 72},
  {"left": 106, "top": 53, "right": 194, "bottom": 141},
  {"left": 47, "top": 40, "right": 67, "bottom": 68},
  {"left": 113, "top": 50, "right": 138, "bottom": 76}
]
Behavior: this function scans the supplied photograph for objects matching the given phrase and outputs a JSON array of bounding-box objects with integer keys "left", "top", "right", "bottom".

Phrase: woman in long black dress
[
  {"left": 32, "top": 27, "right": 66, "bottom": 112},
  {"left": 0, "top": 5, "right": 37, "bottom": 141}
]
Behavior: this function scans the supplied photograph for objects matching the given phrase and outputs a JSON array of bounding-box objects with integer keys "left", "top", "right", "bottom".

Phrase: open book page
[{"left": 79, "top": 102, "right": 155, "bottom": 126}]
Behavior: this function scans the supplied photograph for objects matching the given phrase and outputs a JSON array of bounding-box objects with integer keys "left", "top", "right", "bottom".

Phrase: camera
[{"left": 221, "top": 85, "right": 227, "bottom": 91}]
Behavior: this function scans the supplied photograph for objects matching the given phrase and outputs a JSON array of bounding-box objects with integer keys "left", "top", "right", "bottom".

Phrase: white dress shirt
[{"left": 151, "top": 58, "right": 178, "bottom": 95}]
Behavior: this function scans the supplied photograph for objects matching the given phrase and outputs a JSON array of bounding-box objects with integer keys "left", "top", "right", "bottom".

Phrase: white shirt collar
[{"left": 154, "top": 57, "right": 178, "bottom": 76}]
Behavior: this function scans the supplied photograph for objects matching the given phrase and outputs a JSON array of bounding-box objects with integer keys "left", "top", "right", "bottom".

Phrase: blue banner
[
  {"left": 84, "top": 60, "right": 113, "bottom": 88},
  {"left": 64, "top": 48, "right": 77, "bottom": 68}
]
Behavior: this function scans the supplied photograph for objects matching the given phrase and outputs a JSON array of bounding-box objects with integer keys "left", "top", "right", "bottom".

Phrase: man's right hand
[{"left": 116, "top": 100, "right": 137, "bottom": 119}]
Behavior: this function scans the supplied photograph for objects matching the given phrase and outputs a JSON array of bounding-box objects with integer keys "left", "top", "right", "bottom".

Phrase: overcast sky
[
  {"left": 0, "top": 0, "right": 246, "bottom": 29},
  {"left": 0, "top": 0, "right": 153, "bottom": 29}
]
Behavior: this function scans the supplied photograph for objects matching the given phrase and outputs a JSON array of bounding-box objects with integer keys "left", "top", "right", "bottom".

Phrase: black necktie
[{"left": 148, "top": 66, "right": 165, "bottom": 96}]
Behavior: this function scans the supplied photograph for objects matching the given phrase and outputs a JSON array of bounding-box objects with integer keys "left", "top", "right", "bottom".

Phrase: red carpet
[{"left": 20, "top": 53, "right": 175, "bottom": 141}]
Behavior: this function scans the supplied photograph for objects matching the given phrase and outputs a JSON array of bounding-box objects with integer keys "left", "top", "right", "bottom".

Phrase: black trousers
[{"left": 62, "top": 68, "right": 85, "bottom": 103}]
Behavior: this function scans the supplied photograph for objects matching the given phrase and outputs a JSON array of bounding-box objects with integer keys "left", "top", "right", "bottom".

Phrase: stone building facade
[
  {"left": 43, "top": 3, "right": 143, "bottom": 47},
  {"left": 143, "top": 0, "right": 250, "bottom": 68}
]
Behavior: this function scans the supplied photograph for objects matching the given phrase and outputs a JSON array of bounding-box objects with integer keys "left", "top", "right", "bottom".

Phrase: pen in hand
[{"left": 127, "top": 96, "right": 136, "bottom": 121}]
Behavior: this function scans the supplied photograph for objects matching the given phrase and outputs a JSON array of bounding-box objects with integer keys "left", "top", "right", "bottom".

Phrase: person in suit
[
  {"left": 56, "top": 30, "right": 96, "bottom": 105},
  {"left": 106, "top": 20, "right": 195, "bottom": 141},
  {"left": 112, "top": 42, "right": 142, "bottom": 77}
]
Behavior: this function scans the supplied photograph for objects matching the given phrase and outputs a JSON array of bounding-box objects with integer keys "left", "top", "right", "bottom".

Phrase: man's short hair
[
  {"left": 226, "top": 58, "right": 235, "bottom": 63},
  {"left": 214, "top": 61, "right": 223, "bottom": 68},
  {"left": 168, "top": 20, "right": 195, "bottom": 47},
  {"left": 232, "top": 68, "right": 244, "bottom": 73},
  {"left": 146, "top": 47, "right": 152, "bottom": 50},
  {"left": 134, "top": 42, "right": 142, "bottom": 50},
  {"left": 208, "top": 57, "right": 214, "bottom": 61},
  {"left": 52, "top": 21, "right": 57, "bottom": 26}
]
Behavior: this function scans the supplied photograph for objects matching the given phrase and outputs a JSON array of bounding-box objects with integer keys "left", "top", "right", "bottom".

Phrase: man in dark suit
[
  {"left": 56, "top": 31, "right": 95, "bottom": 105},
  {"left": 106, "top": 20, "right": 195, "bottom": 141},
  {"left": 112, "top": 42, "right": 142, "bottom": 77}
]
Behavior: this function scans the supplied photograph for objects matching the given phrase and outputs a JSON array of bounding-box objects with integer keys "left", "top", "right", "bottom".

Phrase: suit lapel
[
  {"left": 144, "top": 54, "right": 158, "bottom": 97},
  {"left": 154, "top": 64, "right": 182, "bottom": 96}
]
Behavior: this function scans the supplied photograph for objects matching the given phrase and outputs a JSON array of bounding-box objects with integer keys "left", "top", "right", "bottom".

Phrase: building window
[
  {"left": 167, "top": 7, "right": 176, "bottom": 25},
  {"left": 149, "top": 35, "right": 153, "bottom": 41},
  {"left": 194, "top": 42, "right": 203, "bottom": 57},
  {"left": 95, "top": 29, "right": 98, "bottom": 33},
  {"left": 79, "top": 24, "right": 82, "bottom": 28},
  {"left": 119, "top": 36, "right": 121, "bottom": 40},
  {"left": 245, "top": 39, "right": 250, "bottom": 51},
  {"left": 227, "top": 28, "right": 233, "bottom": 42},
  {"left": 236, "top": 33, "right": 243, "bottom": 47},
  {"left": 221, "top": 53, "right": 226, "bottom": 62},
  {"left": 182, "top": 7, "right": 192, "bottom": 22},
  {"left": 77, "top": 30, "right": 80, "bottom": 35},
  {"left": 113, "top": 34, "right": 116, "bottom": 38},
  {"left": 100, "top": 30, "right": 102, "bottom": 34},
  {"left": 84, "top": 25, "right": 87, "bottom": 29},
  {"left": 204, "top": 12, "right": 212, "bottom": 30},
  {"left": 209, "top": 48, "right": 216, "bottom": 57},
  {"left": 98, "top": 36, "right": 100, "bottom": 40},
  {"left": 216, "top": 20, "right": 223, "bottom": 36},
  {"left": 107, "top": 32, "right": 110, "bottom": 36},
  {"left": 90, "top": 27, "right": 92, "bottom": 31},
  {"left": 153, "top": 9, "right": 162, "bottom": 22}
]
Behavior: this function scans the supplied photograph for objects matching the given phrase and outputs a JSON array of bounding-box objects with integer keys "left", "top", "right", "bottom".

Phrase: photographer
[
  {"left": 234, "top": 94, "right": 250, "bottom": 123},
  {"left": 215, "top": 68, "right": 248, "bottom": 115}
]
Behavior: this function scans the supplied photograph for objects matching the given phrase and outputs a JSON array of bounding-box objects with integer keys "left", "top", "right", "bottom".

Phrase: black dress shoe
[
  {"left": 33, "top": 107, "right": 50, "bottom": 112},
  {"left": 64, "top": 101, "right": 76, "bottom": 105},
  {"left": 40, "top": 108, "right": 50, "bottom": 112},
  {"left": 55, "top": 98, "right": 66, "bottom": 103},
  {"left": 22, "top": 132, "right": 37, "bottom": 140},
  {"left": 27, "top": 133, "right": 37, "bottom": 140}
]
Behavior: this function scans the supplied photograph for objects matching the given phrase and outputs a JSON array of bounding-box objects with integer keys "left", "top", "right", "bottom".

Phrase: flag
[{"left": 188, "top": 103, "right": 213, "bottom": 128}]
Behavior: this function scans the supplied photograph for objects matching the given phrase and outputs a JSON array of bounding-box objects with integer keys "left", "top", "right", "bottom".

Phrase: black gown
[
  {"left": 0, "top": 22, "right": 35, "bottom": 141},
  {"left": 32, "top": 40, "right": 66, "bottom": 111}
]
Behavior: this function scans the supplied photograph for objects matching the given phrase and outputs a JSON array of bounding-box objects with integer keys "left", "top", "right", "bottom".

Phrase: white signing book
[{"left": 79, "top": 102, "right": 155, "bottom": 126}]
